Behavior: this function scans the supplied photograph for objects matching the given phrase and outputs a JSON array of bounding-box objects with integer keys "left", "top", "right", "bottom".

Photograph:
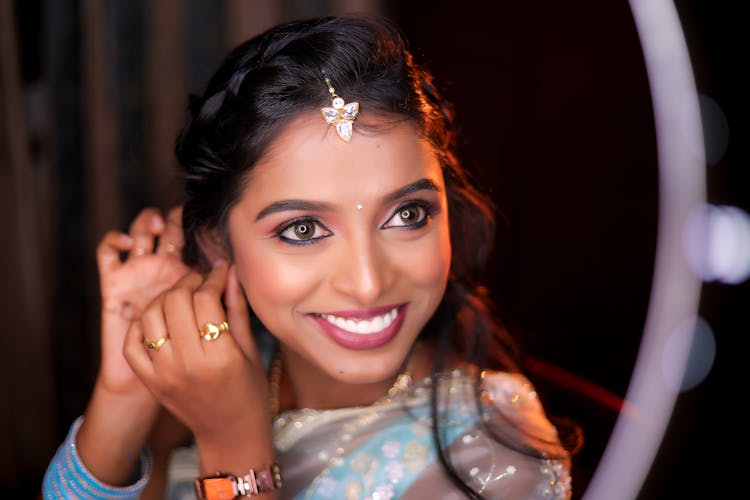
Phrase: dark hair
[{"left": 175, "top": 15, "right": 536, "bottom": 499}]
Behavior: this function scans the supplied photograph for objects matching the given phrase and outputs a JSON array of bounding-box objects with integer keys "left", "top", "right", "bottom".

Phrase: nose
[{"left": 331, "top": 232, "right": 394, "bottom": 305}]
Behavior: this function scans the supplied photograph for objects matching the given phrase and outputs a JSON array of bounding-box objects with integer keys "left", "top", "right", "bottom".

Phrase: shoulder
[
  {"left": 479, "top": 370, "right": 567, "bottom": 454},
  {"left": 478, "top": 370, "right": 546, "bottom": 416},
  {"left": 424, "top": 370, "right": 573, "bottom": 498}
]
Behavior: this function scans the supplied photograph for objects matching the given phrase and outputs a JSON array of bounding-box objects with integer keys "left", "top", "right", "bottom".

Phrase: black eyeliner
[{"left": 273, "top": 216, "right": 332, "bottom": 246}]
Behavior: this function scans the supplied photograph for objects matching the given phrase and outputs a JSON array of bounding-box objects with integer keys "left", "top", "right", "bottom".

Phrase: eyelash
[
  {"left": 273, "top": 199, "right": 435, "bottom": 246},
  {"left": 381, "top": 200, "right": 434, "bottom": 230},
  {"left": 274, "top": 217, "right": 333, "bottom": 246}
]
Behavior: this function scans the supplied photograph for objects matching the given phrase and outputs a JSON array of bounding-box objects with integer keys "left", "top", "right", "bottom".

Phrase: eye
[
  {"left": 276, "top": 218, "right": 332, "bottom": 245},
  {"left": 382, "top": 201, "right": 430, "bottom": 229}
]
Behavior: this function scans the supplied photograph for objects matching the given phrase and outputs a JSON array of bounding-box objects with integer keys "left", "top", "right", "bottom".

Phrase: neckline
[{"left": 267, "top": 349, "right": 417, "bottom": 417}]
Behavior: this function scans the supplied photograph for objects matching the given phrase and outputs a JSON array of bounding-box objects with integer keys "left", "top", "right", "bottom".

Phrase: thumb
[{"left": 225, "top": 265, "right": 260, "bottom": 364}]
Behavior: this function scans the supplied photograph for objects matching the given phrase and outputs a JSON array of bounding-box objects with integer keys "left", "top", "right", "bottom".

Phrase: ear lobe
[{"left": 196, "top": 228, "right": 230, "bottom": 267}]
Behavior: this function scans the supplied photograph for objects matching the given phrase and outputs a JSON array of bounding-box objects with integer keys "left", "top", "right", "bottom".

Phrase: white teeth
[{"left": 321, "top": 307, "right": 399, "bottom": 335}]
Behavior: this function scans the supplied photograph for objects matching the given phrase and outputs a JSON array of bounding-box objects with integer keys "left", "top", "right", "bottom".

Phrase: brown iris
[
  {"left": 293, "top": 222, "right": 314, "bottom": 240},
  {"left": 399, "top": 206, "right": 420, "bottom": 224}
]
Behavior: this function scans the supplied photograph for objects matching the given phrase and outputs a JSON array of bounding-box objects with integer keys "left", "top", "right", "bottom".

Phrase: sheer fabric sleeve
[{"left": 402, "top": 371, "right": 572, "bottom": 499}]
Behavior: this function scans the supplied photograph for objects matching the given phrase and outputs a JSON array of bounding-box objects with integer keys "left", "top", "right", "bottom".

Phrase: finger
[
  {"left": 225, "top": 264, "right": 260, "bottom": 364},
  {"left": 156, "top": 205, "right": 184, "bottom": 256},
  {"left": 140, "top": 299, "right": 172, "bottom": 359},
  {"left": 162, "top": 271, "right": 207, "bottom": 355},
  {"left": 129, "top": 207, "right": 165, "bottom": 257},
  {"left": 123, "top": 319, "right": 157, "bottom": 382},
  {"left": 192, "top": 262, "right": 232, "bottom": 351},
  {"left": 121, "top": 301, "right": 137, "bottom": 321},
  {"left": 97, "top": 230, "right": 134, "bottom": 275}
]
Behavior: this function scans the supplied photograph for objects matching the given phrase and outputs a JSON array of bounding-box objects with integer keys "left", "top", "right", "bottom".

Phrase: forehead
[{"left": 241, "top": 112, "right": 443, "bottom": 202}]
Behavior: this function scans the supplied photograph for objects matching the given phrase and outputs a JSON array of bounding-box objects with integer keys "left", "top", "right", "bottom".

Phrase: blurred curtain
[{"left": 0, "top": 1, "right": 379, "bottom": 497}]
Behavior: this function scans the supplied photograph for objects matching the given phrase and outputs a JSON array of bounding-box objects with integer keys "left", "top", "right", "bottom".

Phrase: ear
[{"left": 196, "top": 227, "right": 231, "bottom": 267}]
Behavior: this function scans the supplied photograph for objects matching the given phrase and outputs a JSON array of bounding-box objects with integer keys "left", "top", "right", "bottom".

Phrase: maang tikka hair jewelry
[{"left": 320, "top": 71, "right": 359, "bottom": 143}]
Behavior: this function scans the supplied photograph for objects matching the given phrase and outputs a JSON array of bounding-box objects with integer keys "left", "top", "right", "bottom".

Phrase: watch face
[{"left": 201, "top": 476, "right": 237, "bottom": 500}]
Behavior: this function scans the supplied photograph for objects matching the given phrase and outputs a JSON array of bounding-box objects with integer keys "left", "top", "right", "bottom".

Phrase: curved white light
[{"left": 583, "top": 1, "right": 706, "bottom": 499}]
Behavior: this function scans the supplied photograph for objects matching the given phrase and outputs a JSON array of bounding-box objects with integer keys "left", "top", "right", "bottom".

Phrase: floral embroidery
[
  {"left": 289, "top": 370, "right": 571, "bottom": 499},
  {"left": 384, "top": 461, "right": 404, "bottom": 483},
  {"left": 344, "top": 481, "right": 362, "bottom": 500},
  {"left": 366, "top": 483, "right": 394, "bottom": 500},
  {"left": 315, "top": 477, "right": 338, "bottom": 497},
  {"left": 403, "top": 441, "right": 428, "bottom": 472},
  {"left": 350, "top": 453, "right": 376, "bottom": 474},
  {"left": 380, "top": 440, "right": 400, "bottom": 459}
]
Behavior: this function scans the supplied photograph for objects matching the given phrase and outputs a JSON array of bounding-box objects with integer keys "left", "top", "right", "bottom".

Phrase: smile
[
  {"left": 310, "top": 304, "right": 408, "bottom": 350},
  {"left": 317, "top": 307, "right": 398, "bottom": 335}
]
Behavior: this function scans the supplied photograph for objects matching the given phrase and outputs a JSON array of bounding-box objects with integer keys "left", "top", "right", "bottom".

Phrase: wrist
[
  {"left": 92, "top": 373, "right": 157, "bottom": 408},
  {"left": 44, "top": 416, "right": 152, "bottom": 499},
  {"left": 193, "top": 412, "right": 274, "bottom": 475},
  {"left": 196, "top": 435, "right": 275, "bottom": 479},
  {"left": 77, "top": 385, "right": 160, "bottom": 485}
]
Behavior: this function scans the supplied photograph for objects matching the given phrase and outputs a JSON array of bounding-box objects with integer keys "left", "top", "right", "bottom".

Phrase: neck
[{"left": 275, "top": 342, "right": 435, "bottom": 412}]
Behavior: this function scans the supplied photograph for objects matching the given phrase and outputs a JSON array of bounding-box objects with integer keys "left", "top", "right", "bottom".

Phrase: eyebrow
[
  {"left": 255, "top": 178, "right": 441, "bottom": 221},
  {"left": 382, "top": 178, "right": 441, "bottom": 205},
  {"left": 255, "top": 200, "right": 336, "bottom": 221}
]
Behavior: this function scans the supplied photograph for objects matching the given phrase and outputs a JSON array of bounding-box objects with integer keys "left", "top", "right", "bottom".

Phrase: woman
[{"left": 43, "top": 15, "right": 572, "bottom": 499}]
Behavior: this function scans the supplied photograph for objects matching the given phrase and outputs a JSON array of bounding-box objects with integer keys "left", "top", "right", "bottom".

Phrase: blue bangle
[{"left": 42, "top": 416, "right": 152, "bottom": 499}]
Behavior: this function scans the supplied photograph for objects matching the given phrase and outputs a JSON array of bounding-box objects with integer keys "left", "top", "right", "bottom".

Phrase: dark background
[
  {"left": 1, "top": 1, "right": 744, "bottom": 498},
  {"left": 391, "top": 2, "right": 745, "bottom": 498}
]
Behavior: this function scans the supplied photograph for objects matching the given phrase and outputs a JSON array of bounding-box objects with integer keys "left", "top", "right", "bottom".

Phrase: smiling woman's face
[{"left": 227, "top": 113, "right": 451, "bottom": 385}]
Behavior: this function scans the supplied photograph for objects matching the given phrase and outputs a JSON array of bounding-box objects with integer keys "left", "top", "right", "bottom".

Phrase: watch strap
[{"left": 195, "top": 463, "right": 282, "bottom": 499}]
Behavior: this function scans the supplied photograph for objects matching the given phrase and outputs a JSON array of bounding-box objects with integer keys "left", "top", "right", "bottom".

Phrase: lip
[{"left": 309, "top": 303, "right": 408, "bottom": 350}]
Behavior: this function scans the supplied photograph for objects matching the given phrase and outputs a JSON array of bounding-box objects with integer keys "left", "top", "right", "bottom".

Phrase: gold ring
[
  {"left": 200, "top": 321, "right": 229, "bottom": 341},
  {"left": 144, "top": 336, "right": 167, "bottom": 351}
]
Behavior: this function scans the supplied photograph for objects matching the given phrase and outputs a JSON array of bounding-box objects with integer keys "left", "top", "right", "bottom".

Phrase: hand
[
  {"left": 96, "top": 206, "right": 189, "bottom": 396},
  {"left": 123, "top": 262, "right": 273, "bottom": 469},
  {"left": 75, "top": 207, "right": 190, "bottom": 486}
]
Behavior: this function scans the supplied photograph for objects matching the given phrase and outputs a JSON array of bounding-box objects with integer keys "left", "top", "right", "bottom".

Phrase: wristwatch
[{"left": 194, "top": 463, "right": 282, "bottom": 499}]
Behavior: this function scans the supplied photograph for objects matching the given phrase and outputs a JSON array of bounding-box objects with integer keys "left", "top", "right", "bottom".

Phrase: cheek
[
  {"left": 232, "top": 244, "right": 320, "bottom": 310},
  {"left": 398, "top": 225, "right": 452, "bottom": 289}
]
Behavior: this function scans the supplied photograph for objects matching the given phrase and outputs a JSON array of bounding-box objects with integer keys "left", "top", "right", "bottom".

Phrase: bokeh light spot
[
  {"left": 662, "top": 316, "right": 716, "bottom": 393},
  {"left": 686, "top": 204, "right": 750, "bottom": 284}
]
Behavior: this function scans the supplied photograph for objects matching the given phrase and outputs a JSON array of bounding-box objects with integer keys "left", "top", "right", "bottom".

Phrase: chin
[{"left": 318, "top": 344, "right": 413, "bottom": 385}]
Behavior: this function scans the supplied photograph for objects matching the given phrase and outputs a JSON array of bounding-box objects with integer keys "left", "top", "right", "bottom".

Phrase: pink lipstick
[{"left": 309, "top": 304, "right": 407, "bottom": 350}]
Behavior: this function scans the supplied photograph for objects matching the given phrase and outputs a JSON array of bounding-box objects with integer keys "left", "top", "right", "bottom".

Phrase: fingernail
[
  {"left": 120, "top": 234, "right": 135, "bottom": 245},
  {"left": 212, "top": 259, "right": 228, "bottom": 269},
  {"left": 151, "top": 214, "right": 165, "bottom": 231}
]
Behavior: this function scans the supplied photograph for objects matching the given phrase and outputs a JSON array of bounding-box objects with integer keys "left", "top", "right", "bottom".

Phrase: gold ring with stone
[
  {"left": 200, "top": 321, "right": 229, "bottom": 341},
  {"left": 144, "top": 336, "right": 167, "bottom": 351}
]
